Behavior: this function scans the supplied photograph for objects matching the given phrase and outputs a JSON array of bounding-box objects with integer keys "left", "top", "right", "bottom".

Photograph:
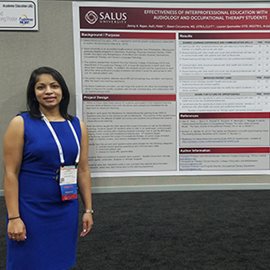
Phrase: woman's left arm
[{"left": 77, "top": 121, "right": 93, "bottom": 237}]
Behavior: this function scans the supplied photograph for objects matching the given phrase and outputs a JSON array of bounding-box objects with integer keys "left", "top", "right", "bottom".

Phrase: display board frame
[{"left": 73, "top": 1, "right": 270, "bottom": 179}]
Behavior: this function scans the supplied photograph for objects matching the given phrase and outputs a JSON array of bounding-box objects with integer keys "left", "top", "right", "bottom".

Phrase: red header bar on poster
[
  {"left": 179, "top": 112, "right": 270, "bottom": 119},
  {"left": 178, "top": 32, "right": 270, "bottom": 39},
  {"left": 81, "top": 32, "right": 175, "bottom": 39},
  {"left": 80, "top": 7, "right": 270, "bottom": 31},
  {"left": 179, "top": 147, "right": 270, "bottom": 154},
  {"left": 83, "top": 94, "right": 176, "bottom": 101}
]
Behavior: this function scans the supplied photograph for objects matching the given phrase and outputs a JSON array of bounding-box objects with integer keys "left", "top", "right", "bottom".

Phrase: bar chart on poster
[{"left": 73, "top": 2, "right": 270, "bottom": 177}]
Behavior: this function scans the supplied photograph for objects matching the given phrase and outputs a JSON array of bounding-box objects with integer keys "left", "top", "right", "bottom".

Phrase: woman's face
[{"left": 34, "top": 74, "right": 63, "bottom": 111}]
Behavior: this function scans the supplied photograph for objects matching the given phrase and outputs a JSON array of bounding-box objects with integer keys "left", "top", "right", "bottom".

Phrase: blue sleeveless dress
[{"left": 6, "top": 112, "right": 81, "bottom": 270}]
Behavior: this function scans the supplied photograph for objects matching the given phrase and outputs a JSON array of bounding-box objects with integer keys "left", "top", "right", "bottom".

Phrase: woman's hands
[
  {"left": 7, "top": 218, "right": 27, "bottom": 242},
  {"left": 80, "top": 212, "right": 93, "bottom": 237}
]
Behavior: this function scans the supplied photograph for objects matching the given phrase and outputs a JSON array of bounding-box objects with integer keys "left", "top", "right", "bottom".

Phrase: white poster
[
  {"left": 73, "top": 2, "right": 270, "bottom": 177},
  {"left": 0, "top": 1, "right": 38, "bottom": 30}
]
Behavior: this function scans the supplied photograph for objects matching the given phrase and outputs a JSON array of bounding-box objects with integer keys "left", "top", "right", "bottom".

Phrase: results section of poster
[{"left": 73, "top": 2, "right": 270, "bottom": 176}]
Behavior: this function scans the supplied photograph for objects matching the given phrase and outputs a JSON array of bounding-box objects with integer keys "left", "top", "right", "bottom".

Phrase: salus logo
[
  {"left": 85, "top": 10, "right": 128, "bottom": 25},
  {"left": 85, "top": 11, "right": 99, "bottom": 24}
]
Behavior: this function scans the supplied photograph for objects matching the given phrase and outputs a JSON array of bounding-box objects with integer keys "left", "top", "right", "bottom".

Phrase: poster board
[
  {"left": 0, "top": 1, "right": 38, "bottom": 30},
  {"left": 73, "top": 2, "right": 270, "bottom": 178}
]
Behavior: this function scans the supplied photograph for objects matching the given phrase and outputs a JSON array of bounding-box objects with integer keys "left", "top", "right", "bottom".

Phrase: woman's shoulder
[
  {"left": 18, "top": 111, "right": 42, "bottom": 122},
  {"left": 10, "top": 114, "right": 24, "bottom": 124},
  {"left": 70, "top": 116, "right": 86, "bottom": 136},
  {"left": 70, "top": 115, "right": 81, "bottom": 125},
  {"left": 5, "top": 114, "right": 24, "bottom": 136},
  {"left": 18, "top": 111, "right": 30, "bottom": 120},
  {"left": 72, "top": 116, "right": 87, "bottom": 128}
]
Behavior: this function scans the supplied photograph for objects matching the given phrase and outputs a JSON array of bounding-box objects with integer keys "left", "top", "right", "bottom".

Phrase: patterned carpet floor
[{"left": 1, "top": 190, "right": 270, "bottom": 270}]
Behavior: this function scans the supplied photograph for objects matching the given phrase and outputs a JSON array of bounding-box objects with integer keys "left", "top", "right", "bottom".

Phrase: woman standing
[{"left": 3, "top": 67, "right": 93, "bottom": 269}]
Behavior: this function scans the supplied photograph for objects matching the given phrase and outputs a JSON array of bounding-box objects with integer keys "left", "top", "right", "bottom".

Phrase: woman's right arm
[{"left": 3, "top": 115, "right": 27, "bottom": 241}]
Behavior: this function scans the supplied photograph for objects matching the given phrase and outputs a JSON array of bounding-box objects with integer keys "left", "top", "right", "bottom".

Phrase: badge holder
[{"left": 60, "top": 165, "right": 78, "bottom": 201}]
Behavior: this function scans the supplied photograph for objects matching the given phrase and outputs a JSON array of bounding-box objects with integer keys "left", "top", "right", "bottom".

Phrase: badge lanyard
[
  {"left": 42, "top": 114, "right": 81, "bottom": 201},
  {"left": 42, "top": 114, "right": 80, "bottom": 166}
]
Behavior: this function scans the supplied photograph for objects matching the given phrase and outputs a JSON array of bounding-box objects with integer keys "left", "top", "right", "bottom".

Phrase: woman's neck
[{"left": 40, "top": 107, "right": 64, "bottom": 121}]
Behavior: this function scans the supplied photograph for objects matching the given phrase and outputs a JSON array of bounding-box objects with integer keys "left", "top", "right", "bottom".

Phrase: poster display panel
[{"left": 73, "top": 2, "right": 270, "bottom": 177}]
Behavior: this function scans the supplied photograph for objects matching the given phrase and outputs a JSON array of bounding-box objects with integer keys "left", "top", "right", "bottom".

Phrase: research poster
[{"left": 73, "top": 2, "right": 270, "bottom": 177}]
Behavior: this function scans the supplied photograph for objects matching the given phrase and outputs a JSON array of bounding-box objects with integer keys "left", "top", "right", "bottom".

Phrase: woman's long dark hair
[{"left": 26, "top": 66, "right": 72, "bottom": 120}]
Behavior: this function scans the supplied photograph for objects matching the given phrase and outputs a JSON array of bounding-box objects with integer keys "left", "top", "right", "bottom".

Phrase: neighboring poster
[
  {"left": 0, "top": 1, "right": 38, "bottom": 30},
  {"left": 73, "top": 2, "right": 270, "bottom": 177}
]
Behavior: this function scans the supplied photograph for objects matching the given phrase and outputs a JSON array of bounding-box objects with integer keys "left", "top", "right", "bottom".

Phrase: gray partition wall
[{"left": 1, "top": 0, "right": 270, "bottom": 195}]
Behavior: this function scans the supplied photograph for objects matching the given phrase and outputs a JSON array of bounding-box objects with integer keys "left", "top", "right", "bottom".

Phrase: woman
[{"left": 3, "top": 66, "right": 93, "bottom": 270}]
